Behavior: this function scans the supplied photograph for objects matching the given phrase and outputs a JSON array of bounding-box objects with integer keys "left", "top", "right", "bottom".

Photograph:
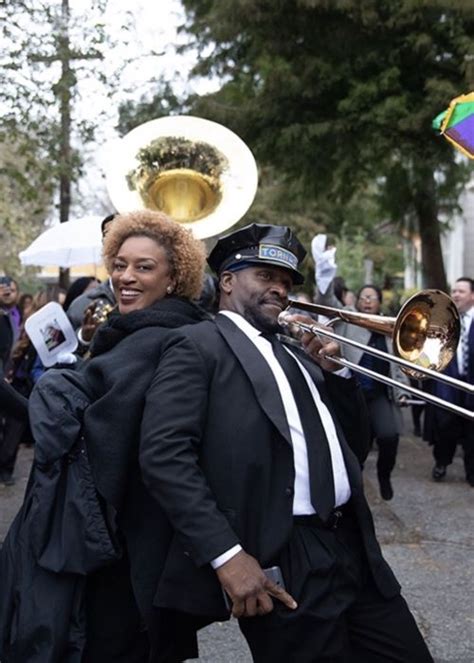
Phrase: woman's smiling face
[{"left": 111, "top": 235, "right": 175, "bottom": 314}]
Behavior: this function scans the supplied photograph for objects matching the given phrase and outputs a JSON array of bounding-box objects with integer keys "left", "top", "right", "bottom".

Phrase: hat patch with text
[{"left": 259, "top": 244, "right": 299, "bottom": 271}]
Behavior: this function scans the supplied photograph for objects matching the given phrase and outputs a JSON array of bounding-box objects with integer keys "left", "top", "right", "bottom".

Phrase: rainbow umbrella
[{"left": 432, "top": 92, "right": 474, "bottom": 159}]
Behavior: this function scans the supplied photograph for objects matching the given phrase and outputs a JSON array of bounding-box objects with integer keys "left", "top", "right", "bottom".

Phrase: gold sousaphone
[{"left": 106, "top": 115, "right": 259, "bottom": 239}]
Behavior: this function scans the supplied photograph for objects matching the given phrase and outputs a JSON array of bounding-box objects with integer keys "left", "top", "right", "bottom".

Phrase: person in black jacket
[
  {"left": 0, "top": 210, "right": 208, "bottom": 663},
  {"left": 2, "top": 290, "right": 54, "bottom": 457},
  {"left": 67, "top": 214, "right": 117, "bottom": 350},
  {"left": 0, "top": 277, "right": 21, "bottom": 377},
  {"left": 0, "top": 380, "right": 28, "bottom": 421},
  {"left": 62, "top": 276, "right": 99, "bottom": 313},
  {"left": 0, "top": 310, "right": 14, "bottom": 377},
  {"left": 139, "top": 223, "right": 433, "bottom": 663},
  {"left": 424, "top": 276, "right": 474, "bottom": 486},
  {"left": 0, "top": 278, "right": 27, "bottom": 485}
]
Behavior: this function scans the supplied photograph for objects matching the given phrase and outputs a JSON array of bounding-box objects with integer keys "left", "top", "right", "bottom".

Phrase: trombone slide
[
  {"left": 321, "top": 353, "right": 474, "bottom": 421},
  {"left": 278, "top": 316, "right": 474, "bottom": 421}
]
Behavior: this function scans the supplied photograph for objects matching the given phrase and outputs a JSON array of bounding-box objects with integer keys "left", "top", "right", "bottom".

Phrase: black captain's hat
[{"left": 207, "top": 223, "right": 307, "bottom": 285}]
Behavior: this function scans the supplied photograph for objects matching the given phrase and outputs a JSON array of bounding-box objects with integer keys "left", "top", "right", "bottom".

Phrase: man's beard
[{"left": 243, "top": 300, "right": 283, "bottom": 335}]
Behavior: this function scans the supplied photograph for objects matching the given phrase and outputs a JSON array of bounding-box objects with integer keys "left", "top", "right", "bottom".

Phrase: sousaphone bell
[{"left": 105, "top": 115, "right": 259, "bottom": 239}]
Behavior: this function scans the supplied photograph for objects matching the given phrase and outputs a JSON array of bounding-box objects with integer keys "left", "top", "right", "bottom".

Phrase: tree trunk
[
  {"left": 413, "top": 168, "right": 447, "bottom": 291},
  {"left": 58, "top": 0, "right": 71, "bottom": 291}
]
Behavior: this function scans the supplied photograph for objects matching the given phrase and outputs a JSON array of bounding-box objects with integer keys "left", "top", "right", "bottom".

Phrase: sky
[{"left": 48, "top": 0, "right": 219, "bottom": 220}]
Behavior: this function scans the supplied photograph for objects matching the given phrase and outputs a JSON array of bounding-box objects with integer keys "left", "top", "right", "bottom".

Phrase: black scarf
[{"left": 90, "top": 296, "right": 208, "bottom": 357}]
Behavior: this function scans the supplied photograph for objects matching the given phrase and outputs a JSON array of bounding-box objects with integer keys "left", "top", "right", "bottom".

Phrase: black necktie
[
  {"left": 264, "top": 334, "right": 335, "bottom": 521},
  {"left": 460, "top": 313, "right": 469, "bottom": 377}
]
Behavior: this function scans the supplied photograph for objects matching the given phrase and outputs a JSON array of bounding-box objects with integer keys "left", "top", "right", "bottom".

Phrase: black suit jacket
[
  {"left": 430, "top": 318, "right": 473, "bottom": 408},
  {"left": 424, "top": 316, "right": 473, "bottom": 441},
  {"left": 140, "top": 315, "right": 400, "bottom": 619}
]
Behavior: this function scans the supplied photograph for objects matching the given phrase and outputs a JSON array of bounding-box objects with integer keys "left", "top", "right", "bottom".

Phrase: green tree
[
  {"left": 117, "top": 79, "right": 186, "bottom": 136},
  {"left": 0, "top": 128, "right": 54, "bottom": 276},
  {"left": 176, "top": 0, "right": 473, "bottom": 289},
  {"left": 0, "top": 0, "right": 119, "bottom": 281},
  {"left": 116, "top": 78, "right": 404, "bottom": 290}
]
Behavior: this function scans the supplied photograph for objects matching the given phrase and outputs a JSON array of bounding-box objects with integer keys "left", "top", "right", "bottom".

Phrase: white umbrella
[{"left": 19, "top": 215, "right": 104, "bottom": 267}]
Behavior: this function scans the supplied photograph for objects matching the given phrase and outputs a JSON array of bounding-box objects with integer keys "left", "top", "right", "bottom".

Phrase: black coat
[
  {"left": 0, "top": 380, "right": 28, "bottom": 420},
  {"left": 83, "top": 298, "right": 210, "bottom": 641},
  {"left": 0, "top": 297, "right": 208, "bottom": 663},
  {"left": 423, "top": 319, "right": 474, "bottom": 443},
  {"left": 0, "top": 369, "right": 111, "bottom": 663},
  {"left": 139, "top": 314, "right": 400, "bottom": 620},
  {"left": 0, "top": 311, "right": 14, "bottom": 377}
]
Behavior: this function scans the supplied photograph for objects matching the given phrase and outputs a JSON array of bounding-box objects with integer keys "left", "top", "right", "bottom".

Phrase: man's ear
[{"left": 219, "top": 271, "right": 234, "bottom": 295}]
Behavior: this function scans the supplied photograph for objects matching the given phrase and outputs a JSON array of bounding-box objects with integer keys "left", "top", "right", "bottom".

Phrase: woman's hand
[{"left": 79, "top": 305, "right": 102, "bottom": 344}]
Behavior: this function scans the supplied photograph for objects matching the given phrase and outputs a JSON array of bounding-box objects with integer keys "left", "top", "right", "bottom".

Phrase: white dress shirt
[{"left": 211, "top": 311, "right": 351, "bottom": 569}]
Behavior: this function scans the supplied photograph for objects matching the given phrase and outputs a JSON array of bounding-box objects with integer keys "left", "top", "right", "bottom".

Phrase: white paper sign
[{"left": 24, "top": 302, "right": 78, "bottom": 367}]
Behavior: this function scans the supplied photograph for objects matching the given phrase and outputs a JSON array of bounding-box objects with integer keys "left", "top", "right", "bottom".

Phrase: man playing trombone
[{"left": 140, "top": 223, "right": 433, "bottom": 662}]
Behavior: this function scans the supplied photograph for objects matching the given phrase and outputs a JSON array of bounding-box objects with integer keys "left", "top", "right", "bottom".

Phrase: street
[{"left": 1, "top": 417, "right": 473, "bottom": 662}]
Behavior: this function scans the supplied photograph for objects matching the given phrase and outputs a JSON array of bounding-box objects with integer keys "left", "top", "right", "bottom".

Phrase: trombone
[{"left": 278, "top": 289, "right": 474, "bottom": 421}]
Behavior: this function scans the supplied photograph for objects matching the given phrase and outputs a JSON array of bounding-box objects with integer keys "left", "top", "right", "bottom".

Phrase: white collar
[{"left": 218, "top": 310, "right": 263, "bottom": 340}]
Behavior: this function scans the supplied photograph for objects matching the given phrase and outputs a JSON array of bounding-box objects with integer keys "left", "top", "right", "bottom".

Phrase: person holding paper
[{"left": 312, "top": 235, "right": 409, "bottom": 501}]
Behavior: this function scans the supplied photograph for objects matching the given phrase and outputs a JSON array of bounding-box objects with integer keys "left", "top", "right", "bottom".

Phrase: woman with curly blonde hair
[
  {"left": 1, "top": 210, "right": 208, "bottom": 663},
  {"left": 81, "top": 210, "right": 208, "bottom": 662},
  {"left": 102, "top": 209, "right": 205, "bottom": 303}
]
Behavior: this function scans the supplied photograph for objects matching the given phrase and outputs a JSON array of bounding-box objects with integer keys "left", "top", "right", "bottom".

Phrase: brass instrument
[
  {"left": 105, "top": 115, "right": 258, "bottom": 239},
  {"left": 278, "top": 289, "right": 474, "bottom": 420},
  {"left": 91, "top": 299, "right": 115, "bottom": 324}
]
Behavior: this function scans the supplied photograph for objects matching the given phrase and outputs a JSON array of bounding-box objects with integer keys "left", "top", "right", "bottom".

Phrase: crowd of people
[
  {"left": 311, "top": 235, "right": 473, "bottom": 498},
  {"left": 0, "top": 273, "right": 101, "bottom": 486},
  {"left": 0, "top": 210, "right": 471, "bottom": 662}
]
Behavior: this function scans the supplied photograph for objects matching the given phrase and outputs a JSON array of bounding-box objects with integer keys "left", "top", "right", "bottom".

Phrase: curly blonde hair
[{"left": 102, "top": 210, "right": 206, "bottom": 300}]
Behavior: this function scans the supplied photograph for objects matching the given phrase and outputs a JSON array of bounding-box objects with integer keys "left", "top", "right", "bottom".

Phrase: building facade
[{"left": 404, "top": 178, "right": 474, "bottom": 290}]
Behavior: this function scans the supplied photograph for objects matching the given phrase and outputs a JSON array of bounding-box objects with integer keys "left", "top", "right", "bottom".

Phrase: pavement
[{"left": 1, "top": 417, "right": 473, "bottom": 662}]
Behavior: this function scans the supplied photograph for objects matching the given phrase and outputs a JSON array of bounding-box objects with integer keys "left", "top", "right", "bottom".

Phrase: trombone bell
[
  {"left": 286, "top": 289, "right": 460, "bottom": 379},
  {"left": 279, "top": 290, "right": 472, "bottom": 419},
  {"left": 394, "top": 290, "right": 460, "bottom": 377}
]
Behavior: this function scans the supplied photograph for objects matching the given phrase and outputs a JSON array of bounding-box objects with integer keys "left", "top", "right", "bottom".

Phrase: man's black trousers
[{"left": 239, "top": 509, "right": 433, "bottom": 662}]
